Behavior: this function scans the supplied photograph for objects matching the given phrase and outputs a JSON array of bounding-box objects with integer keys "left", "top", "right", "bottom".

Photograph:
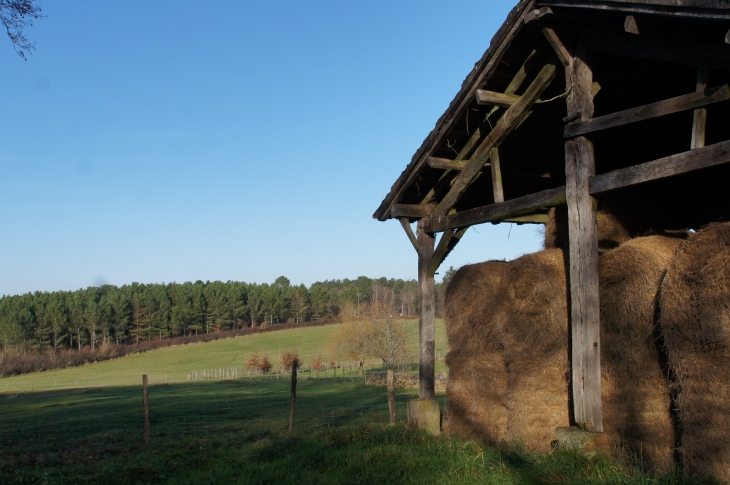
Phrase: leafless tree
[{"left": 1, "top": 0, "right": 43, "bottom": 59}]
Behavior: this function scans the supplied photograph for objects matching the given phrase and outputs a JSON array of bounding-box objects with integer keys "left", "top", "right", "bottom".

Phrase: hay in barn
[
  {"left": 444, "top": 351, "right": 506, "bottom": 443},
  {"left": 600, "top": 235, "right": 680, "bottom": 472},
  {"left": 444, "top": 261, "right": 507, "bottom": 354},
  {"left": 659, "top": 222, "right": 730, "bottom": 481},
  {"left": 499, "top": 248, "right": 571, "bottom": 451},
  {"left": 443, "top": 261, "right": 508, "bottom": 442},
  {"left": 544, "top": 205, "right": 632, "bottom": 251}
]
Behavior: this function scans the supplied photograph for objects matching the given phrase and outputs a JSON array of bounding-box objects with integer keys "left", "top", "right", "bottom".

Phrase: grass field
[{"left": 0, "top": 319, "right": 448, "bottom": 393}]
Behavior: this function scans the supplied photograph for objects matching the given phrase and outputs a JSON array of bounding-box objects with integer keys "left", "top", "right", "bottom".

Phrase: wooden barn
[{"left": 373, "top": 0, "right": 730, "bottom": 478}]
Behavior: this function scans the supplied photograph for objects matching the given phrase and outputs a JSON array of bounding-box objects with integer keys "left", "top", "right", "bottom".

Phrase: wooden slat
[
  {"left": 565, "top": 42, "right": 602, "bottom": 433},
  {"left": 692, "top": 67, "right": 709, "bottom": 150},
  {"left": 565, "top": 84, "right": 730, "bottom": 138},
  {"left": 426, "top": 157, "right": 468, "bottom": 171},
  {"left": 590, "top": 139, "right": 730, "bottom": 195},
  {"left": 423, "top": 185, "right": 566, "bottom": 233},
  {"left": 503, "top": 214, "right": 548, "bottom": 224},
  {"left": 392, "top": 204, "right": 428, "bottom": 219},
  {"left": 490, "top": 147, "right": 505, "bottom": 203},
  {"left": 475, "top": 90, "right": 522, "bottom": 108},
  {"left": 726, "top": 28, "right": 729, "bottom": 44},
  {"left": 624, "top": 15, "right": 640, "bottom": 35},
  {"left": 542, "top": 27, "right": 571, "bottom": 67},
  {"left": 399, "top": 218, "right": 419, "bottom": 252},
  {"left": 583, "top": 31, "right": 730, "bottom": 72},
  {"left": 430, "top": 64, "right": 557, "bottom": 220},
  {"left": 523, "top": 6, "right": 553, "bottom": 24}
]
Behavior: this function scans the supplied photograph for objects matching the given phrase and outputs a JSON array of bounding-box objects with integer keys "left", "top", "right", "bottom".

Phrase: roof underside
[{"left": 374, "top": 0, "right": 730, "bottom": 231}]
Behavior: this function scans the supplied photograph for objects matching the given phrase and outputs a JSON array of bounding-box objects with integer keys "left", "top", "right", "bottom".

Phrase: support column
[
  {"left": 416, "top": 222, "right": 436, "bottom": 400},
  {"left": 565, "top": 42, "right": 603, "bottom": 432}
]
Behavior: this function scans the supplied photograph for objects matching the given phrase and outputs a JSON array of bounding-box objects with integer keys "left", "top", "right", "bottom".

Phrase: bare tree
[
  {"left": 330, "top": 321, "right": 374, "bottom": 376},
  {"left": 363, "top": 286, "right": 411, "bottom": 425},
  {"left": 1, "top": 0, "right": 43, "bottom": 59}
]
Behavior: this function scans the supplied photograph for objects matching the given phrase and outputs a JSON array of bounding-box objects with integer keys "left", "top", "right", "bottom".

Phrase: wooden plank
[
  {"left": 565, "top": 43, "right": 602, "bottom": 433},
  {"left": 583, "top": 31, "right": 730, "bottom": 72},
  {"left": 399, "top": 218, "right": 419, "bottom": 252},
  {"left": 726, "top": 28, "right": 730, "bottom": 44},
  {"left": 624, "top": 15, "right": 640, "bottom": 35},
  {"left": 490, "top": 147, "right": 505, "bottom": 203},
  {"left": 416, "top": 223, "right": 436, "bottom": 400},
  {"left": 564, "top": 84, "right": 730, "bottom": 138},
  {"left": 589, "top": 139, "right": 730, "bottom": 195},
  {"left": 523, "top": 6, "right": 553, "bottom": 24},
  {"left": 692, "top": 67, "right": 709, "bottom": 150},
  {"left": 476, "top": 90, "right": 522, "bottom": 108},
  {"left": 392, "top": 204, "right": 428, "bottom": 219},
  {"left": 542, "top": 27, "right": 571, "bottom": 67},
  {"left": 503, "top": 214, "right": 548, "bottom": 224},
  {"left": 423, "top": 185, "right": 566, "bottom": 232},
  {"left": 426, "top": 156, "right": 468, "bottom": 171},
  {"left": 431, "top": 64, "right": 557, "bottom": 220}
]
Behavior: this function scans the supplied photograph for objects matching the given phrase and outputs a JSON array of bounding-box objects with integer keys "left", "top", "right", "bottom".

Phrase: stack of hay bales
[
  {"left": 443, "top": 261, "right": 507, "bottom": 442},
  {"left": 659, "top": 222, "right": 730, "bottom": 481},
  {"left": 599, "top": 236, "right": 680, "bottom": 472},
  {"left": 498, "top": 249, "right": 571, "bottom": 451}
]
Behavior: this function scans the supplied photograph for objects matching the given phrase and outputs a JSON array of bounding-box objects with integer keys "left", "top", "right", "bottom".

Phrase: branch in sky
[{"left": 0, "top": 0, "right": 43, "bottom": 59}]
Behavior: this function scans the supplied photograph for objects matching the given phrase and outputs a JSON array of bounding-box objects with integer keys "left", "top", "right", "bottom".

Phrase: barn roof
[{"left": 373, "top": 0, "right": 730, "bottom": 229}]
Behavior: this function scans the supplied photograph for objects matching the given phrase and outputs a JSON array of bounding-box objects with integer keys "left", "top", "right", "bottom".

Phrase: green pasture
[
  {"left": 0, "top": 319, "right": 449, "bottom": 393},
  {"left": 0, "top": 378, "right": 673, "bottom": 485}
]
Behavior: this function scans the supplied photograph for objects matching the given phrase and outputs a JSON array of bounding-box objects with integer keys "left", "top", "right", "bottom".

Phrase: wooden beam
[
  {"left": 416, "top": 222, "right": 436, "bottom": 400},
  {"left": 392, "top": 204, "right": 428, "bottom": 219},
  {"left": 428, "top": 230, "right": 454, "bottom": 277},
  {"left": 423, "top": 186, "right": 566, "bottom": 233},
  {"left": 490, "top": 147, "right": 505, "bottom": 203},
  {"left": 542, "top": 27, "right": 571, "bottom": 68},
  {"left": 476, "top": 90, "right": 522, "bottom": 108},
  {"left": 691, "top": 67, "right": 709, "bottom": 150},
  {"left": 726, "top": 28, "right": 730, "bottom": 44},
  {"left": 624, "top": 15, "right": 640, "bottom": 35},
  {"left": 431, "top": 64, "right": 557, "bottom": 220},
  {"left": 399, "top": 218, "right": 419, "bottom": 252},
  {"left": 565, "top": 84, "right": 730, "bottom": 138},
  {"left": 590, "top": 139, "right": 730, "bottom": 195},
  {"left": 565, "top": 42, "right": 602, "bottom": 433},
  {"left": 583, "top": 31, "right": 730, "bottom": 72},
  {"left": 523, "top": 6, "right": 553, "bottom": 24},
  {"left": 426, "top": 156, "right": 469, "bottom": 171},
  {"left": 502, "top": 214, "right": 548, "bottom": 224}
]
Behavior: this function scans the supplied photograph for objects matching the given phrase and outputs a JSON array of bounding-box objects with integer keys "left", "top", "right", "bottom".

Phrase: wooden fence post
[
  {"left": 289, "top": 360, "right": 298, "bottom": 435},
  {"left": 143, "top": 374, "right": 150, "bottom": 444}
]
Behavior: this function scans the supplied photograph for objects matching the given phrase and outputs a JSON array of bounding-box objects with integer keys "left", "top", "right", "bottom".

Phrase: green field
[
  {"left": 0, "top": 320, "right": 684, "bottom": 484},
  {"left": 0, "top": 319, "right": 449, "bottom": 393}
]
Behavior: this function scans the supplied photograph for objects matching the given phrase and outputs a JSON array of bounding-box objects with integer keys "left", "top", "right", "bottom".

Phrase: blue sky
[{"left": 0, "top": 0, "right": 543, "bottom": 296}]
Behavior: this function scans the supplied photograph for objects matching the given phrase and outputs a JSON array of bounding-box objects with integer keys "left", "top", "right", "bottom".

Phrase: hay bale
[
  {"left": 659, "top": 222, "right": 730, "bottom": 481},
  {"left": 444, "top": 261, "right": 507, "bottom": 353},
  {"left": 444, "top": 352, "right": 507, "bottom": 442},
  {"left": 499, "top": 249, "right": 570, "bottom": 451},
  {"left": 443, "top": 261, "right": 508, "bottom": 442},
  {"left": 600, "top": 235, "right": 680, "bottom": 472},
  {"left": 545, "top": 205, "right": 632, "bottom": 251}
]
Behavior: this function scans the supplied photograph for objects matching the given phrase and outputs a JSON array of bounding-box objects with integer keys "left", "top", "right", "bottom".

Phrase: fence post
[
  {"left": 289, "top": 360, "right": 298, "bottom": 435},
  {"left": 143, "top": 375, "right": 150, "bottom": 444}
]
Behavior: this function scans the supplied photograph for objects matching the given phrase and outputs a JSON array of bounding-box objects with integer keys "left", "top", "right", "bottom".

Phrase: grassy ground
[
  {"left": 0, "top": 378, "right": 684, "bottom": 485},
  {"left": 0, "top": 319, "right": 449, "bottom": 393}
]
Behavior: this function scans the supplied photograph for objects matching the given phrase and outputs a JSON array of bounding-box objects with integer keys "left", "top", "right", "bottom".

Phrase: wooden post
[
  {"left": 565, "top": 42, "right": 603, "bottom": 432},
  {"left": 417, "top": 222, "right": 436, "bottom": 400},
  {"left": 692, "top": 67, "right": 709, "bottom": 149},
  {"left": 142, "top": 374, "right": 150, "bottom": 444},
  {"left": 289, "top": 360, "right": 298, "bottom": 435},
  {"left": 490, "top": 147, "right": 504, "bottom": 203}
]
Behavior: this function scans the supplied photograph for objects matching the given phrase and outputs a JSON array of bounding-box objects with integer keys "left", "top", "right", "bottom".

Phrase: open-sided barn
[{"left": 373, "top": 0, "right": 730, "bottom": 478}]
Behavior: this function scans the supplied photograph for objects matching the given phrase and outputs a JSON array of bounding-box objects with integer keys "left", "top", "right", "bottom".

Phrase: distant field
[{"left": 0, "top": 319, "right": 448, "bottom": 393}]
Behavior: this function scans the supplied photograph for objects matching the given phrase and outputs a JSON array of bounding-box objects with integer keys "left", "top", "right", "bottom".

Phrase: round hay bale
[
  {"left": 444, "top": 261, "right": 507, "bottom": 353},
  {"left": 444, "top": 351, "right": 506, "bottom": 443},
  {"left": 499, "top": 248, "right": 570, "bottom": 451},
  {"left": 659, "top": 222, "right": 730, "bottom": 481},
  {"left": 544, "top": 206, "right": 632, "bottom": 251},
  {"left": 600, "top": 235, "right": 681, "bottom": 472}
]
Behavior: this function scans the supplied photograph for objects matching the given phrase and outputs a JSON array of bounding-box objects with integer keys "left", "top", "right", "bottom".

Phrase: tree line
[{"left": 0, "top": 272, "right": 453, "bottom": 356}]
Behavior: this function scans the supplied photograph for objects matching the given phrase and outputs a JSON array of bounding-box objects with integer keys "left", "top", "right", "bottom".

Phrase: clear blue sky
[{"left": 0, "top": 0, "right": 543, "bottom": 296}]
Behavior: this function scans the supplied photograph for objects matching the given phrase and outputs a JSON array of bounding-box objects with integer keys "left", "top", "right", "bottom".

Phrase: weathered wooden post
[
  {"left": 289, "top": 360, "right": 298, "bottom": 435},
  {"left": 142, "top": 374, "right": 150, "bottom": 444}
]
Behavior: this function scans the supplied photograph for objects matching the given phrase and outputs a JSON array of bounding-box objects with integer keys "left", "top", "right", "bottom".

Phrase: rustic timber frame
[{"left": 374, "top": 0, "right": 730, "bottom": 430}]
